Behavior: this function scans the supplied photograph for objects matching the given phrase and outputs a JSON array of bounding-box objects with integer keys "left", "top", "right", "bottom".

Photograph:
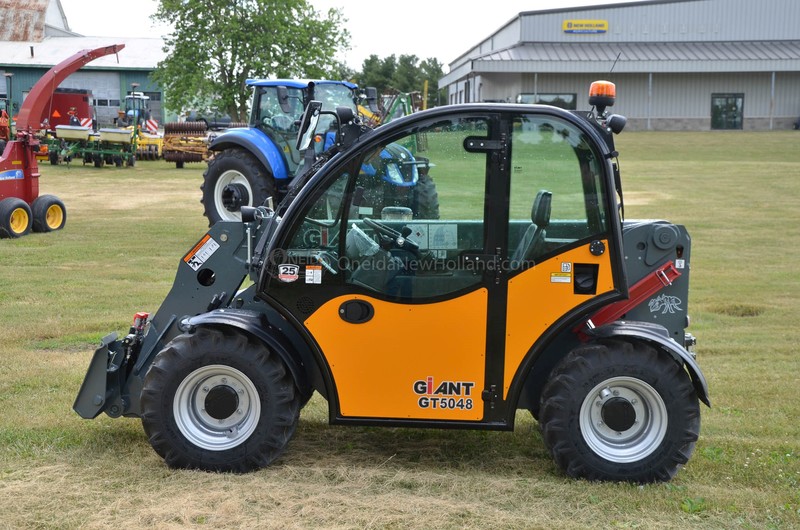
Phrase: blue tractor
[{"left": 202, "top": 79, "right": 439, "bottom": 225}]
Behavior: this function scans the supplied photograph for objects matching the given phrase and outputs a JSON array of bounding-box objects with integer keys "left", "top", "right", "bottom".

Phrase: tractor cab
[
  {"left": 249, "top": 80, "right": 374, "bottom": 176},
  {"left": 118, "top": 91, "right": 150, "bottom": 128}
]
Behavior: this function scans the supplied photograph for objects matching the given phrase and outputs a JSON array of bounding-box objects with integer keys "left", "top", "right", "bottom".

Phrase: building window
[
  {"left": 517, "top": 93, "right": 577, "bottom": 110},
  {"left": 711, "top": 94, "right": 744, "bottom": 130}
]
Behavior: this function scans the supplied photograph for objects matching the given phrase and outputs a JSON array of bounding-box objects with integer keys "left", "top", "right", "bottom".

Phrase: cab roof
[{"left": 245, "top": 79, "right": 358, "bottom": 90}]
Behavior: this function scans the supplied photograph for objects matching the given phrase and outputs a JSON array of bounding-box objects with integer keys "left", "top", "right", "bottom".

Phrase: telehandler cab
[{"left": 74, "top": 81, "right": 709, "bottom": 482}]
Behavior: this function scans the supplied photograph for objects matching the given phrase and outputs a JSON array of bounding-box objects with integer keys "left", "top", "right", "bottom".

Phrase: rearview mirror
[
  {"left": 364, "top": 87, "right": 379, "bottom": 113},
  {"left": 277, "top": 86, "right": 292, "bottom": 114},
  {"left": 296, "top": 100, "right": 323, "bottom": 151}
]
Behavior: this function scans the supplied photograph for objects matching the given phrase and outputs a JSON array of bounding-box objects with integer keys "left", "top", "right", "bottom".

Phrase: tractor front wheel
[
  {"left": 539, "top": 339, "right": 700, "bottom": 482},
  {"left": 31, "top": 195, "right": 67, "bottom": 232},
  {"left": 201, "top": 149, "right": 274, "bottom": 226},
  {"left": 0, "top": 197, "right": 32, "bottom": 238},
  {"left": 141, "top": 327, "right": 300, "bottom": 472}
]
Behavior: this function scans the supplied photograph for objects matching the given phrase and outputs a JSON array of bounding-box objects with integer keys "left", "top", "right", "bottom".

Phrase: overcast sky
[{"left": 59, "top": 0, "right": 641, "bottom": 71}]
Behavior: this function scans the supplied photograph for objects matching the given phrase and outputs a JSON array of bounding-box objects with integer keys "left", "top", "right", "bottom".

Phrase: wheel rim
[
  {"left": 45, "top": 204, "right": 64, "bottom": 229},
  {"left": 173, "top": 364, "right": 261, "bottom": 451},
  {"left": 10, "top": 207, "right": 29, "bottom": 235},
  {"left": 215, "top": 170, "right": 253, "bottom": 221},
  {"left": 579, "top": 376, "right": 667, "bottom": 463}
]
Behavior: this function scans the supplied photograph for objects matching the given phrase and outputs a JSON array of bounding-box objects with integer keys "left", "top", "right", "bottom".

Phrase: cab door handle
[{"left": 338, "top": 300, "right": 374, "bottom": 324}]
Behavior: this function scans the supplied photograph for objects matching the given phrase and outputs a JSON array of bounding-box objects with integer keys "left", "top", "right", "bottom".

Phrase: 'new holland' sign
[{"left": 563, "top": 20, "right": 608, "bottom": 34}]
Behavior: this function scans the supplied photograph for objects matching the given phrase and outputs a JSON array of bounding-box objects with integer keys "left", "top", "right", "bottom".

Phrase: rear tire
[
  {"left": 412, "top": 171, "right": 440, "bottom": 219},
  {"left": 0, "top": 197, "right": 32, "bottom": 238},
  {"left": 141, "top": 327, "right": 300, "bottom": 472},
  {"left": 31, "top": 194, "right": 67, "bottom": 232},
  {"left": 539, "top": 339, "right": 700, "bottom": 482},
  {"left": 201, "top": 148, "right": 274, "bottom": 226}
]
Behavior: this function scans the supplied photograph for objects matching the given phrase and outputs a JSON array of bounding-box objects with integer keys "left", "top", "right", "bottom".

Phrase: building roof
[
  {"left": 0, "top": 36, "right": 165, "bottom": 70},
  {"left": 471, "top": 40, "right": 800, "bottom": 73},
  {"left": 440, "top": 0, "right": 800, "bottom": 87}
]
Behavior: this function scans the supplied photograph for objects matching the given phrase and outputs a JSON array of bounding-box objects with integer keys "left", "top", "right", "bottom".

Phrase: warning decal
[{"left": 184, "top": 235, "right": 220, "bottom": 271}]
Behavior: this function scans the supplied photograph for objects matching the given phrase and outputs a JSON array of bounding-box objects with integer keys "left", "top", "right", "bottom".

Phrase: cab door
[
  {"left": 502, "top": 113, "right": 625, "bottom": 403},
  {"left": 265, "top": 113, "right": 508, "bottom": 424}
]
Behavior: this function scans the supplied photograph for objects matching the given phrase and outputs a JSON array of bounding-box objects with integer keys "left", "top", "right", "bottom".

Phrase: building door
[{"left": 711, "top": 94, "right": 744, "bottom": 130}]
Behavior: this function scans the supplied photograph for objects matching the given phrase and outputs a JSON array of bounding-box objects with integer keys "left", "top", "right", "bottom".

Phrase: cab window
[
  {"left": 281, "top": 117, "right": 491, "bottom": 300},
  {"left": 508, "top": 115, "right": 608, "bottom": 268}
]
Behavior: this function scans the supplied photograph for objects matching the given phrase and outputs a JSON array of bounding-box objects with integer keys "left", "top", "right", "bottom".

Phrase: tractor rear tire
[
  {"left": 201, "top": 148, "right": 274, "bottom": 226},
  {"left": 31, "top": 195, "right": 67, "bottom": 232},
  {"left": 141, "top": 327, "right": 300, "bottom": 472},
  {"left": 0, "top": 197, "right": 32, "bottom": 238},
  {"left": 539, "top": 339, "right": 700, "bottom": 483},
  {"left": 413, "top": 172, "right": 440, "bottom": 220}
]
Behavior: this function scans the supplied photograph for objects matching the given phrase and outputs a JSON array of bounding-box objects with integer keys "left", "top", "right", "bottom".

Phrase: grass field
[{"left": 1, "top": 131, "right": 799, "bottom": 529}]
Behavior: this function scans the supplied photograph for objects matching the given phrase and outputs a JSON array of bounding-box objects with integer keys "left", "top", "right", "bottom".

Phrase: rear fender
[
  {"left": 590, "top": 320, "right": 710, "bottom": 406},
  {"left": 209, "top": 128, "right": 289, "bottom": 180},
  {"left": 183, "top": 309, "right": 313, "bottom": 399}
]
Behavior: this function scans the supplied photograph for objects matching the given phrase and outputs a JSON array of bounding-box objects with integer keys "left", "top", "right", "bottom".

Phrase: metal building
[{"left": 439, "top": 0, "right": 800, "bottom": 130}]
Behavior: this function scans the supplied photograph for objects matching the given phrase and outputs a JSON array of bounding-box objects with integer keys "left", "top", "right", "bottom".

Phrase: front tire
[
  {"left": 539, "top": 340, "right": 700, "bottom": 482},
  {"left": 141, "top": 327, "right": 300, "bottom": 472},
  {"left": 0, "top": 197, "right": 32, "bottom": 238},
  {"left": 201, "top": 149, "right": 274, "bottom": 226}
]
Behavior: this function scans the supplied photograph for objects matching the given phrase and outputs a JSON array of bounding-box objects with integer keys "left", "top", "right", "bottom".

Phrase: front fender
[
  {"left": 590, "top": 320, "right": 710, "bottom": 406},
  {"left": 209, "top": 128, "right": 289, "bottom": 180},
  {"left": 184, "top": 309, "right": 312, "bottom": 398}
]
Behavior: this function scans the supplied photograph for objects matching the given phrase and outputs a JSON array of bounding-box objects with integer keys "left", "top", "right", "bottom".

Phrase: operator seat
[{"left": 511, "top": 190, "right": 552, "bottom": 265}]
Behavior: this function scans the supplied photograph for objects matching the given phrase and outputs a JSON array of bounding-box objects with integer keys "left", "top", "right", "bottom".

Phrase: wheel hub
[
  {"left": 579, "top": 377, "right": 668, "bottom": 463},
  {"left": 175, "top": 365, "right": 260, "bottom": 451},
  {"left": 222, "top": 183, "right": 250, "bottom": 212},
  {"left": 204, "top": 385, "right": 239, "bottom": 420},
  {"left": 600, "top": 397, "right": 637, "bottom": 432}
]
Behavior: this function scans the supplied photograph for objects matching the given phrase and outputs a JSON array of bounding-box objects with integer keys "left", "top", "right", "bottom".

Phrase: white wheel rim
[
  {"left": 173, "top": 364, "right": 261, "bottom": 451},
  {"left": 214, "top": 169, "right": 253, "bottom": 222},
  {"left": 579, "top": 376, "right": 668, "bottom": 463}
]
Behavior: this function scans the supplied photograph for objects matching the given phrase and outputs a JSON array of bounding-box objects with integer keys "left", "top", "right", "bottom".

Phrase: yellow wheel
[
  {"left": 31, "top": 195, "right": 67, "bottom": 232},
  {"left": 0, "top": 197, "right": 32, "bottom": 238}
]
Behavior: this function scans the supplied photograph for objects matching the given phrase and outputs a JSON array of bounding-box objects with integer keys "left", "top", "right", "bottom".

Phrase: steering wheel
[{"left": 362, "top": 217, "right": 419, "bottom": 254}]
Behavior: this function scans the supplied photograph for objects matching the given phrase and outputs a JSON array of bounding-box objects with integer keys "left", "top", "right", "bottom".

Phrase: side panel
[
  {"left": 304, "top": 290, "right": 488, "bottom": 421},
  {"left": 504, "top": 242, "right": 615, "bottom": 398}
]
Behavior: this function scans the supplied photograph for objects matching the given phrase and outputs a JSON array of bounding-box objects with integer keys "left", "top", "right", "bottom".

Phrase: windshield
[{"left": 314, "top": 84, "right": 357, "bottom": 112}]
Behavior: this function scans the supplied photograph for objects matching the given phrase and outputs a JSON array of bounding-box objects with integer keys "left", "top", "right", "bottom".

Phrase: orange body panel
[
  {"left": 504, "top": 242, "right": 615, "bottom": 397},
  {"left": 305, "top": 289, "right": 488, "bottom": 420}
]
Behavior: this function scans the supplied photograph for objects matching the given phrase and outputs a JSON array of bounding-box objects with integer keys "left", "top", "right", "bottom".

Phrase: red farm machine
[{"left": 0, "top": 44, "right": 124, "bottom": 239}]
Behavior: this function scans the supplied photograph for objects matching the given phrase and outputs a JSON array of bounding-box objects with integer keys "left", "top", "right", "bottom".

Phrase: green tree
[
  {"left": 152, "top": 0, "right": 350, "bottom": 121},
  {"left": 355, "top": 54, "right": 445, "bottom": 109}
]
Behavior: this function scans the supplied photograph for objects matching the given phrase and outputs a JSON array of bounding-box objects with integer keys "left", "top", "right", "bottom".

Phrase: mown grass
[{"left": 1, "top": 132, "right": 799, "bottom": 529}]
